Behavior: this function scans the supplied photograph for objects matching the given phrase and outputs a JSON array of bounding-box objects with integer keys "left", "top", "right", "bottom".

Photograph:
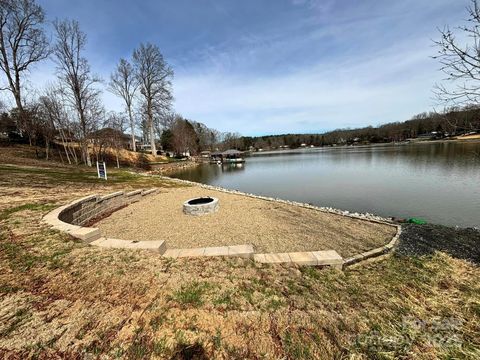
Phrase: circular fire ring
[{"left": 183, "top": 197, "right": 219, "bottom": 216}]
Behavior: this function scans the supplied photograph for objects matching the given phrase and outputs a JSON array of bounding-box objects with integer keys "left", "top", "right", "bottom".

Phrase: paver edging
[
  {"left": 43, "top": 188, "right": 160, "bottom": 247},
  {"left": 154, "top": 174, "right": 403, "bottom": 268},
  {"left": 43, "top": 182, "right": 402, "bottom": 267},
  {"left": 343, "top": 225, "right": 402, "bottom": 267}
]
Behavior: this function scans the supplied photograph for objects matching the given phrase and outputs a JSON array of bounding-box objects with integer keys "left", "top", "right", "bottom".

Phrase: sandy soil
[{"left": 96, "top": 186, "right": 397, "bottom": 256}]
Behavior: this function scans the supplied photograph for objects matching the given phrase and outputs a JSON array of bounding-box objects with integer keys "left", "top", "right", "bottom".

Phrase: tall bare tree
[
  {"left": 0, "top": 0, "right": 49, "bottom": 113},
  {"left": 38, "top": 86, "right": 78, "bottom": 164},
  {"left": 52, "top": 19, "right": 102, "bottom": 166},
  {"left": 108, "top": 58, "right": 138, "bottom": 151},
  {"left": 171, "top": 116, "right": 199, "bottom": 156},
  {"left": 104, "top": 111, "right": 126, "bottom": 168},
  {"left": 132, "top": 43, "right": 173, "bottom": 155},
  {"left": 434, "top": 0, "right": 480, "bottom": 111}
]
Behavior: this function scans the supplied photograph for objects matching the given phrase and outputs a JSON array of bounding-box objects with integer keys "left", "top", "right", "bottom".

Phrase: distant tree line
[
  {"left": 2, "top": 0, "right": 480, "bottom": 163},
  {"left": 238, "top": 106, "right": 480, "bottom": 151}
]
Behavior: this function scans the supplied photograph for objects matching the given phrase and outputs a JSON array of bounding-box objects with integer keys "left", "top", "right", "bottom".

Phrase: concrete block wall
[
  {"left": 44, "top": 188, "right": 164, "bottom": 250},
  {"left": 58, "top": 189, "right": 153, "bottom": 227}
]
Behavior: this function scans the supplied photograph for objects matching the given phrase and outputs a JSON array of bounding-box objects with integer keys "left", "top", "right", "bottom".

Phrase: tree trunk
[
  {"left": 148, "top": 103, "right": 156, "bottom": 156},
  {"left": 81, "top": 140, "right": 91, "bottom": 167},
  {"left": 128, "top": 106, "right": 136, "bottom": 152},
  {"left": 58, "top": 148, "right": 64, "bottom": 164},
  {"left": 60, "top": 134, "right": 71, "bottom": 164},
  {"left": 45, "top": 139, "right": 50, "bottom": 160},
  {"left": 69, "top": 144, "right": 78, "bottom": 164}
]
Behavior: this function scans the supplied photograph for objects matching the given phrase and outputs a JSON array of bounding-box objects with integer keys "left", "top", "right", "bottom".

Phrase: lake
[{"left": 170, "top": 141, "right": 480, "bottom": 228}]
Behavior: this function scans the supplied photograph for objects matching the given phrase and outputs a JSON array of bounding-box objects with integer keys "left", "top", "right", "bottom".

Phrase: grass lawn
[{"left": 0, "top": 146, "right": 479, "bottom": 359}]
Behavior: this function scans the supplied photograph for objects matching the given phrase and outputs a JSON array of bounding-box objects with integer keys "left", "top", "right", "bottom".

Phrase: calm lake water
[{"left": 170, "top": 142, "right": 480, "bottom": 228}]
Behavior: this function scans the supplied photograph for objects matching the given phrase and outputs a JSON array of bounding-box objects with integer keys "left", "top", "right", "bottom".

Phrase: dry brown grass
[
  {"left": 0, "top": 143, "right": 165, "bottom": 169},
  {"left": 96, "top": 187, "right": 396, "bottom": 256},
  {"left": 0, "top": 146, "right": 479, "bottom": 359}
]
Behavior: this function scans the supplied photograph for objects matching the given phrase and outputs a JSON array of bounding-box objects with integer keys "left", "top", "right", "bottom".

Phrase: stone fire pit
[{"left": 183, "top": 197, "right": 219, "bottom": 216}]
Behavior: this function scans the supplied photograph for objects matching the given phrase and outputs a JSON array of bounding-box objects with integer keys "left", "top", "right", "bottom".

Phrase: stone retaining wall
[
  {"left": 44, "top": 188, "right": 161, "bottom": 245},
  {"left": 59, "top": 189, "right": 156, "bottom": 227}
]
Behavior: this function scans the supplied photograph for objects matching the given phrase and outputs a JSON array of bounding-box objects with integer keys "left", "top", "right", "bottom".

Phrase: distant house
[
  {"left": 417, "top": 131, "right": 442, "bottom": 140},
  {"left": 90, "top": 128, "right": 130, "bottom": 147}
]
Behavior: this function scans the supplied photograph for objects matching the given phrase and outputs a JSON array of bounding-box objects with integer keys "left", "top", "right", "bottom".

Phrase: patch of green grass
[
  {"left": 282, "top": 331, "right": 313, "bottom": 359},
  {"left": 171, "top": 281, "right": 211, "bottom": 308},
  {"left": 126, "top": 335, "right": 152, "bottom": 359},
  {"left": 0, "top": 284, "right": 21, "bottom": 294},
  {"left": 0, "top": 242, "right": 38, "bottom": 271},
  {"left": 149, "top": 314, "right": 167, "bottom": 331},
  {"left": 152, "top": 337, "right": 167, "bottom": 356},
  {"left": 0, "top": 308, "right": 31, "bottom": 337},
  {"left": 300, "top": 266, "right": 321, "bottom": 280},
  {"left": 0, "top": 203, "right": 57, "bottom": 221},
  {"left": 265, "top": 298, "right": 283, "bottom": 311},
  {"left": 0, "top": 240, "right": 74, "bottom": 272},
  {"left": 238, "top": 283, "right": 255, "bottom": 305},
  {"left": 212, "top": 329, "right": 222, "bottom": 350},
  {"left": 213, "top": 290, "right": 234, "bottom": 308}
]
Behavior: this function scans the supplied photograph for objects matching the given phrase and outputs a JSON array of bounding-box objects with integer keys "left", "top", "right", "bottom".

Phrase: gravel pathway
[{"left": 96, "top": 186, "right": 397, "bottom": 257}]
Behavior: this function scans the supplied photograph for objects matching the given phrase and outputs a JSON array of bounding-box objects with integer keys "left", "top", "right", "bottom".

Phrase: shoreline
[{"left": 247, "top": 137, "right": 480, "bottom": 155}]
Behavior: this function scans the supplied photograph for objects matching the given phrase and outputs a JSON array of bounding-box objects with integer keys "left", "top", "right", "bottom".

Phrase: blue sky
[{"left": 24, "top": 1, "right": 469, "bottom": 135}]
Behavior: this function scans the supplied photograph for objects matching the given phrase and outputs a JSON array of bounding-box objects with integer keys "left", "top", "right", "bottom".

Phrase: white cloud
[
  {"left": 5, "top": 0, "right": 467, "bottom": 137},
  {"left": 174, "top": 31, "right": 443, "bottom": 135}
]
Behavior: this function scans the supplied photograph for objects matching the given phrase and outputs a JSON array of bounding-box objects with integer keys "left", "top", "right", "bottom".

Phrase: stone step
[
  {"left": 91, "top": 238, "right": 166, "bottom": 253},
  {"left": 163, "top": 244, "right": 254, "bottom": 259},
  {"left": 254, "top": 250, "right": 343, "bottom": 268}
]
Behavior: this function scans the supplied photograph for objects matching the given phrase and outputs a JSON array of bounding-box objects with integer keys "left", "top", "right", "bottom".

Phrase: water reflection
[
  {"left": 220, "top": 163, "right": 245, "bottom": 173},
  {"left": 171, "top": 142, "right": 480, "bottom": 227}
]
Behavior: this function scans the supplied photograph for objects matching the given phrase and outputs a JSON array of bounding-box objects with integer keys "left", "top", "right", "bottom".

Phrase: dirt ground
[
  {"left": 96, "top": 187, "right": 396, "bottom": 256},
  {"left": 0, "top": 145, "right": 479, "bottom": 359}
]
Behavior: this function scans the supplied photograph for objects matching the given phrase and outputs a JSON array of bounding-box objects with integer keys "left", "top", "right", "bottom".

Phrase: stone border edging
[
  {"left": 254, "top": 250, "right": 343, "bottom": 268},
  {"left": 163, "top": 244, "right": 254, "bottom": 258},
  {"left": 156, "top": 174, "right": 402, "bottom": 268},
  {"left": 343, "top": 225, "right": 402, "bottom": 267},
  {"left": 43, "top": 188, "right": 166, "bottom": 252},
  {"left": 155, "top": 175, "right": 395, "bottom": 226},
  {"left": 43, "top": 178, "right": 402, "bottom": 268}
]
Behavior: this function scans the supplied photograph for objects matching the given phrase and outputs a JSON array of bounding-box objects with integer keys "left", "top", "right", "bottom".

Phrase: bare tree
[
  {"left": 132, "top": 43, "right": 173, "bottom": 156},
  {"left": 221, "top": 131, "right": 243, "bottom": 150},
  {"left": 38, "top": 86, "right": 79, "bottom": 164},
  {"left": 434, "top": 1, "right": 480, "bottom": 112},
  {"left": 104, "top": 111, "right": 126, "bottom": 168},
  {"left": 0, "top": 0, "right": 50, "bottom": 113},
  {"left": 171, "top": 116, "right": 198, "bottom": 156},
  {"left": 52, "top": 19, "right": 102, "bottom": 166},
  {"left": 108, "top": 58, "right": 138, "bottom": 151}
]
